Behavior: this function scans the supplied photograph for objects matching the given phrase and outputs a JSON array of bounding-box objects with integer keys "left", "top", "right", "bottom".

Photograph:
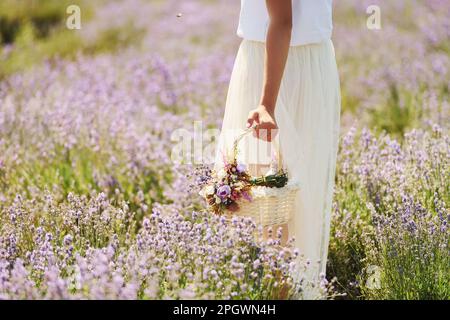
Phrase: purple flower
[
  {"left": 63, "top": 235, "right": 73, "bottom": 246},
  {"left": 216, "top": 185, "right": 231, "bottom": 199}
]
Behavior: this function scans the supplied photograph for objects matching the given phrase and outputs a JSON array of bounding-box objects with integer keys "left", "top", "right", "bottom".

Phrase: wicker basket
[{"left": 225, "top": 127, "right": 299, "bottom": 227}]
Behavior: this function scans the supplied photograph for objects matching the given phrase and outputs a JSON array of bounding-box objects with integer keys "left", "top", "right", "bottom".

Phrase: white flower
[
  {"left": 365, "top": 265, "right": 381, "bottom": 290},
  {"left": 214, "top": 195, "right": 221, "bottom": 204},
  {"left": 217, "top": 168, "right": 227, "bottom": 180},
  {"left": 232, "top": 181, "right": 240, "bottom": 189},
  {"left": 205, "top": 185, "right": 215, "bottom": 195},
  {"left": 199, "top": 185, "right": 216, "bottom": 198}
]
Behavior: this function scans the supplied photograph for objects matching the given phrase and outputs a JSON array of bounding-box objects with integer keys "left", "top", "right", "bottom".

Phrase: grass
[{"left": 0, "top": 0, "right": 145, "bottom": 78}]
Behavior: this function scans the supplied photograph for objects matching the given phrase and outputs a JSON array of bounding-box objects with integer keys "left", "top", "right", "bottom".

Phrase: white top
[{"left": 237, "top": 0, "right": 333, "bottom": 46}]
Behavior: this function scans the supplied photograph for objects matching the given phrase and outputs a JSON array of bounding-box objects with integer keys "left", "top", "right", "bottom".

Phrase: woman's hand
[{"left": 246, "top": 105, "right": 278, "bottom": 142}]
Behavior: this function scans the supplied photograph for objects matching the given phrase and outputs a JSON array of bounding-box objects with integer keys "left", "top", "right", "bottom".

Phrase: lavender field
[{"left": 0, "top": 0, "right": 449, "bottom": 299}]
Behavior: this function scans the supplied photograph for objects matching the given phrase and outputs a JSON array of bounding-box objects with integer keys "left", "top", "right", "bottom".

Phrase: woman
[{"left": 215, "top": 0, "right": 340, "bottom": 289}]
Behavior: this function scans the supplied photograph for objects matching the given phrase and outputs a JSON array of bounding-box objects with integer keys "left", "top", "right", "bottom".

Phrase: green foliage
[
  {"left": 368, "top": 229, "right": 449, "bottom": 300},
  {"left": 2, "top": 143, "right": 170, "bottom": 218},
  {"left": 0, "top": 0, "right": 145, "bottom": 78},
  {"left": 328, "top": 128, "right": 449, "bottom": 300},
  {"left": 0, "top": 0, "right": 76, "bottom": 44}
]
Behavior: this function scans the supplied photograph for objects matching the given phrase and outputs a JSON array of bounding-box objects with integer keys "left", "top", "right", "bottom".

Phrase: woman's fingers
[
  {"left": 246, "top": 110, "right": 259, "bottom": 128},
  {"left": 246, "top": 111, "right": 254, "bottom": 128},
  {"left": 247, "top": 109, "right": 279, "bottom": 141},
  {"left": 254, "top": 126, "right": 272, "bottom": 141},
  {"left": 253, "top": 123, "right": 278, "bottom": 142},
  {"left": 246, "top": 117, "right": 253, "bottom": 128}
]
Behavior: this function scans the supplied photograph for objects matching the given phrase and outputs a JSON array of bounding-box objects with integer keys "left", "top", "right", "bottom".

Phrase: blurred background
[
  {"left": 1, "top": 0, "right": 448, "bottom": 133},
  {"left": 0, "top": 0, "right": 448, "bottom": 300}
]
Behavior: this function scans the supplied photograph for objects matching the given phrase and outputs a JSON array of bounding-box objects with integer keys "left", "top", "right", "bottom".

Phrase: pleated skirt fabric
[{"left": 215, "top": 39, "right": 341, "bottom": 287}]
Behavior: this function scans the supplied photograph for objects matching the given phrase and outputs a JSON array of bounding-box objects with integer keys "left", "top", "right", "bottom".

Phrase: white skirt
[{"left": 215, "top": 39, "right": 341, "bottom": 282}]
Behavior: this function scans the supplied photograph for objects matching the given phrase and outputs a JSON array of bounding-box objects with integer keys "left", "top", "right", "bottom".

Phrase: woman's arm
[{"left": 247, "top": 0, "right": 292, "bottom": 141}]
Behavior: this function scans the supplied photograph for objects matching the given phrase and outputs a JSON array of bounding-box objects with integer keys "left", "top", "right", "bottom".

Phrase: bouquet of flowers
[{"left": 199, "top": 158, "right": 288, "bottom": 215}]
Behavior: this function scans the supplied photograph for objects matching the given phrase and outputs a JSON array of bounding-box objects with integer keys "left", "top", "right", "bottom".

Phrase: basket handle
[{"left": 232, "top": 126, "right": 283, "bottom": 171}]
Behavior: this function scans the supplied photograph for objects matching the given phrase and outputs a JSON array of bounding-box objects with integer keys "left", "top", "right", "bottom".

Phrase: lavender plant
[
  {"left": 0, "top": 192, "right": 327, "bottom": 299},
  {"left": 329, "top": 126, "right": 449, "bottom": 299}
]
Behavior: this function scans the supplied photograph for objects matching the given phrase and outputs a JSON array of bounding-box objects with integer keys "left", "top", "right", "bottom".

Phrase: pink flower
[{"left": 236, "top": 163, "right": 246, "bottom": 173}]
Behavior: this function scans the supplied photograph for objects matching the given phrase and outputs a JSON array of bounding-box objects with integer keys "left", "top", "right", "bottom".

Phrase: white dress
[{"left": 215, "top": 0, "right": 340, "bottom": 292}]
